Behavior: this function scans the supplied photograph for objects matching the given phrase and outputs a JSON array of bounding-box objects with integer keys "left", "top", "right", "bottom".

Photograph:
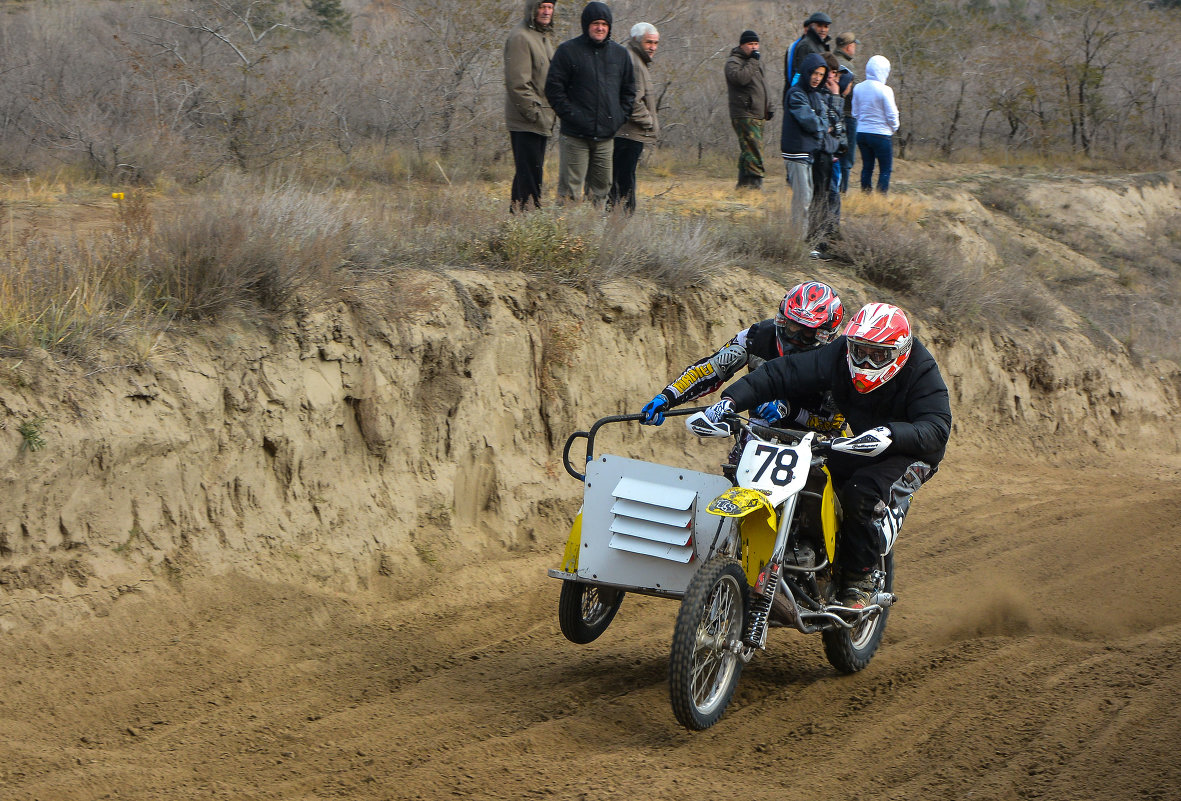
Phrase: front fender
[{"left": 707, "top": 487, "right": 777, "bottom": 586}]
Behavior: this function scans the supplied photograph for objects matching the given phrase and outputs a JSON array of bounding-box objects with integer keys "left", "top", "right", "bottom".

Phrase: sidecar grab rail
[{"left": 562, "top": 407, "right": 708, "bottom": 481}]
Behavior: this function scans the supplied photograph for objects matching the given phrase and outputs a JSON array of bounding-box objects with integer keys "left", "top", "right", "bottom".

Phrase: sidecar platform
[{"left": 548, "top": 454, "right": 734, "bottom": 599}]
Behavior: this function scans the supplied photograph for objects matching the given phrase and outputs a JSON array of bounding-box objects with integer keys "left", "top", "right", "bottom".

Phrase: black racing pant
[
  {"left": 510, "top": 131, "right": 548, "bottom": 212},
  {"left": 608, "top": 138, "right": 644, "bottom": 213},
  {"left": 825, "top": 451, "right": 931, "bottom": 573}
]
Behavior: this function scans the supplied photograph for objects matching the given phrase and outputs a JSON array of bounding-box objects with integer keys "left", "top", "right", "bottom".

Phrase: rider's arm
[
  {"left": 884, "top": 361, "right": 952, "bottom": 458},
  {"left": 721, "top": 343, "right": 834, "bottom": 412},
  {"left": 658, "top": 330, "right": 752, "bottom": 407}
]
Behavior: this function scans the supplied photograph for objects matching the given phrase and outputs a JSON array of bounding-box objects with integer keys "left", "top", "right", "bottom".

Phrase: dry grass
[{"left": 0, "top": 162, "right": 1176, "bottom": 362}]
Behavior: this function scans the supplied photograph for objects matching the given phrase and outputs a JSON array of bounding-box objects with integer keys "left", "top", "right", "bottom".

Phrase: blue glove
[
  {"left": 641, "top": 394, "right": 669, "bottom": 426},
  {"left": 754, "top": 401, "right": 789, "bottom": 424},
  {"left": 704, "top": 398, "right": 734, "bottom": 423}
]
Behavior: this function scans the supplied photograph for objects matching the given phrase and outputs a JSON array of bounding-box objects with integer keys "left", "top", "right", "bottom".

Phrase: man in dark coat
[
  {"left": 724, "top": 29, "right": 774, "bottom": 190},
  {"left": 702, "top": 303, "right": 952, "bottom": 609},
  {"left": 545, "top": 1, "right": 635, "bottom": 205},
  {"left": 784, "top": 11, "right": 832, "bottom": 84}
]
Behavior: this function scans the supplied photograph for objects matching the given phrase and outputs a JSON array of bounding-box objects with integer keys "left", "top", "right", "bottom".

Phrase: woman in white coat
[{"left": 850, "top": 55, "right": 899, "bottom": 192}]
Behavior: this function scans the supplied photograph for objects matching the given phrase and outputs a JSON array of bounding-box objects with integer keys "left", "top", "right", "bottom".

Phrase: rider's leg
[{"left": 827, "top": 454, "right": 932, "bottom": 605}]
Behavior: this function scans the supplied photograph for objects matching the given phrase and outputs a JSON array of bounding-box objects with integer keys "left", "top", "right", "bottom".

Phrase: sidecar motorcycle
[{"left": 548, "top": 408, "right": 906, "bottom": 730}]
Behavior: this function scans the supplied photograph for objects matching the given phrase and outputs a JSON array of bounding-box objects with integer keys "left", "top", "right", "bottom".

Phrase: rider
[
  {"left": 639, "top": 280, "right": 846, "bottom": 436},
  {"left": 702, "top": 302, "right": 952, "bottom": 609}
]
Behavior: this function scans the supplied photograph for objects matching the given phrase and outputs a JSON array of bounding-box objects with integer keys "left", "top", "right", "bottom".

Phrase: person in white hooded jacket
[{"left": 850, "top": 55, "right": 899, "bottom": 193}]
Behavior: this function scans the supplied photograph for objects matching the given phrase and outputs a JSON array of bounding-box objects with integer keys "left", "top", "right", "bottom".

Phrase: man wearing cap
[
  {"left": 725, "top": 29, "right": 774, "bottom": 190},
  {"left": 545, "top": 1, "right": 636, "bottom": 205},
  {"left": 504, "top": 1, "right": 557, "bottom": 212},
  {"left": 834, "top": 32, "right": 858, "bottom": 193},
  {"left": 785, "top": 12, "right": 832, "bottom": 84}
]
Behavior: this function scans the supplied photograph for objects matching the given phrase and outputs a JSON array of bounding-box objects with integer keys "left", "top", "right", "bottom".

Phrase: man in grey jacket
[
  {"left": 504, "top": 1, "right": 557, "bottom": 212},
  {"left": 725, "top": 29, "right": 774, "bottom": 190},
  {"left": 608, "top": 22, "right": 659, "bottom": 213}
]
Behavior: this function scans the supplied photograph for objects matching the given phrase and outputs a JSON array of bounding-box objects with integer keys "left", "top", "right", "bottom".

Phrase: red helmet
[
  {"left": 844, "top": 302, "right": 913, "bottom": 393},
  {"left": 775, "top": 281, "right": 844, "bottom": 354}
]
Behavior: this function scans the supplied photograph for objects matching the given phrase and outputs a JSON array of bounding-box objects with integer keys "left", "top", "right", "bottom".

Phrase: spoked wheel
[
  {"left": 668, "top": 558, "right": 749, "bottom": 731},
  {"left": 558, "top": 580, "right": 625, "bottom": 644},
  {"left": 823, "top": 552, "right": 894, "bottom": 674}
]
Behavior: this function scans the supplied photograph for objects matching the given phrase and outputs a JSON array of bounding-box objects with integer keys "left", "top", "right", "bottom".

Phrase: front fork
[{"left": 741, "top": 495, "right": 798, "bottom": 649}]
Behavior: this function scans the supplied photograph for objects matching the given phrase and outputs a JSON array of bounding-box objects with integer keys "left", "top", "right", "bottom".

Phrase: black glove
[{"left": 750, "top": 50, "right": 760, "bottom": 60}]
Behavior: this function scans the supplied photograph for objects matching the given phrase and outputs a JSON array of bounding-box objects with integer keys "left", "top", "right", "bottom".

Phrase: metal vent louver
[{"left": 607, "top": 476, "right": 697, "bottom": 563}]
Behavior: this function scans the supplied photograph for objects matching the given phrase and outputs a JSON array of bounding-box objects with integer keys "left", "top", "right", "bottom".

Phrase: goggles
[
  {"left": 848, "top": 340, "right": 896, "bottom": 369},
  {"left": 775, "top": 313, "right": 818, "bottom": 347}
]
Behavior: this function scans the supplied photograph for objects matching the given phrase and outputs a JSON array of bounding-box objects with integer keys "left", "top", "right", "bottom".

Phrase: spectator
[
  {"left": 608, "top": 22, "right": 659, "bottom": 213},
  {"left": 851, "top": 55, "right": 900, "bottom": 193},
  {"left": 781, "top": 53, "right": 829, "bottom": 243},
  {"left": 545, "top": 1, "right": 635, "bottom": 205},
  {"left": 812, "top": 53, "right": 845, "bottom": 253},
  {"left": 725, "top": 30, "right": 774, "bottom": 191},
  {"left": 784, "top": 12, "right": 832, "bottom": 84},
  {"left": 504, "top": 1, "right": 557, "bottom": 212},
  {"left": 834, "top": 32, "right": 859, "bottom": 193}
]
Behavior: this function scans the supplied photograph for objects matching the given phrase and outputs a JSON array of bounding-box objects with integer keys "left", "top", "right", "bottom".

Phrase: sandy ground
[{"left": 2, "top": 440, "right": 1179, "bottom": 801}]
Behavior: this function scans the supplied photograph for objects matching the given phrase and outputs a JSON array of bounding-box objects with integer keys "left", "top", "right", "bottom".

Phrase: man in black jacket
[
  {"left": 703, "top": 303, "right": 952, "bottom": 609},
  {"left": 784, "top": 11, "right": 832, "bottom": 83},
  {"left": 545, "top": 1, "right": 635, "bottom": 205}
]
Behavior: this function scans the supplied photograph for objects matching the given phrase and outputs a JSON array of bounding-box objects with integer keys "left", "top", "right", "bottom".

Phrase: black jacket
[
  {"left": 544, "top": 2, "right": 635, "bottom": 141},
  {"left": 780, "top": 53, "right": 828, "bottom": 155},
  {"left": 785, "top": 28, "right": 831, "bottom": 81},
  {"left": 721, "top": 336, "right": 953, "bottom": 466}
]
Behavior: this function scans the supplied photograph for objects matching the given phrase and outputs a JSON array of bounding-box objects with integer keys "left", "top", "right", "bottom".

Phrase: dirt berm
[{"left": 1, "top": 172, "right": 1180, "bottom": 800}]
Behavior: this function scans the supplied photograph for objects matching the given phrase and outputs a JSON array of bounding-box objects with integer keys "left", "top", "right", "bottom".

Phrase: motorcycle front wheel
[
  {"left": 823, "top": 551, "right": 894, "bottom": 673},
  {"left": 558, "top": 581, "right": 625, "bottom": 644},
  {"left": 668, "top": 558, "right": 748, "bottom": 731}
]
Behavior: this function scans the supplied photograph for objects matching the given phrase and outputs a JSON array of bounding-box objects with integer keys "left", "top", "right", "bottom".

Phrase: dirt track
[{"left": 2, "top": 443, "right": 1179, "bottom": 801}]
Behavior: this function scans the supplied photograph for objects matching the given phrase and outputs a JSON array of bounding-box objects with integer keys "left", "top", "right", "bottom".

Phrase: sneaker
[{"left": 809, "top": 249, "right": 822, "bottom": 259}]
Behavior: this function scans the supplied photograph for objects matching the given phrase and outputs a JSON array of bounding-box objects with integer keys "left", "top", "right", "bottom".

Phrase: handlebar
[{"left": 562, "top": 406, "right": 708, "bottom": 481}]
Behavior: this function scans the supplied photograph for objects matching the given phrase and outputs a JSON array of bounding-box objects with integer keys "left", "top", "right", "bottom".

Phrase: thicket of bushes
[{"left": 0, "top": 0, "right": 1177, "bottom": 183}]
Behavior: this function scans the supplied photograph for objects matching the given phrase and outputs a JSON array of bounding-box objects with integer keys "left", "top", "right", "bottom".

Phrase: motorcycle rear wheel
[
  {"left": 822, "top": 552, "right": 894, "bottom": 673},
  {"left": 668, "top": 558, "right": 748, "bottom": 731},
  {"left": 558, "top": 581, "right": 625, "bottom": 644}
]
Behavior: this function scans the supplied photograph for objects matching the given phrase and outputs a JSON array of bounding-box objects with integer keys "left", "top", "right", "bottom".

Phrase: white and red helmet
[
  {"left": 844, "top": 302, "right": 913, "bottom": 393},
  {"left": 775, "top": 281, "right": 844, "bottom": 354}
]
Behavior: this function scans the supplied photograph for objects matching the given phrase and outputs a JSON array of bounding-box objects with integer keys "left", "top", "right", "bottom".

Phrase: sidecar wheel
[
  {"left": 668, "top": 558, "right": 748, "bottom": 731},
  {"left": 823, "top": 552, "right": 894, "bottom": 674},
  {"left": 558, "top": 581, "right": 624, "bottom": 644}
]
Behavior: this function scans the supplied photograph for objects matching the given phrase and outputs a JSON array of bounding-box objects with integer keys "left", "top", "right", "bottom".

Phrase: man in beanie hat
[
  {"left": 725, "top": 29, "right": 774, "bottom": 190},
  {"left": 784, "top": 11, "right": 832, "bottom": 83},
  {"left": 608, "top": 22, "right": 660, "bottom": 213},
  {"left": 504, "top": 1, "right": 557, "bottom": 212},
  {"left": 545, "top": 2, "right": 636, "bottom": 206}
]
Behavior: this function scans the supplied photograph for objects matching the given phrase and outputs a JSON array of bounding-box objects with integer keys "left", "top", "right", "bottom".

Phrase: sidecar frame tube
[{"left": 562, "top": 407, "right": 709, "bottom": 481}]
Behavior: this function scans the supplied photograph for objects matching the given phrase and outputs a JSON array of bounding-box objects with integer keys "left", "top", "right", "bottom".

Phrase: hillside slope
[{"left": 0, "top": 169, "right": 1179, "bottom": 800}]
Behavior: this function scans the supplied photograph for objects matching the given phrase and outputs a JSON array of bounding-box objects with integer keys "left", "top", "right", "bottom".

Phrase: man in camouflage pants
[{"left": 725, "top": 30, "right": 774, "bottom": 190}]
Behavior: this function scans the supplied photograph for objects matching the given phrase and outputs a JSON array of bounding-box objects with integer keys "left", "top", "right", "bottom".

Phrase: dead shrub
[{"left": 593, "top": 213, "right": 728, "bottom": 288}]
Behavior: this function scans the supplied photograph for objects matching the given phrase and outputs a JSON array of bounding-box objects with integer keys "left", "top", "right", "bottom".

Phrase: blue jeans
[{"left": 856, "top": 132, "right": 893, "bottom": 193}]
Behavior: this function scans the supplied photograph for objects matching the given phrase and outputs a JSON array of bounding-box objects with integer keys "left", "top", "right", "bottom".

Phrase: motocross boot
[{"left": 839, "top": 569, "right": 876, "bottom": 609}]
